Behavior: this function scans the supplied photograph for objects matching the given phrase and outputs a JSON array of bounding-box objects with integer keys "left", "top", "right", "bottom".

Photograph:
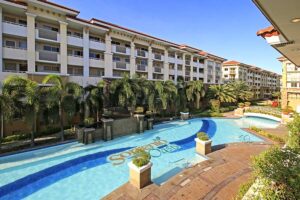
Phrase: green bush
[
  {"left": 234, "top": 178, "right": 255, "bottom": 200},
  {"left": 252, "top": 147, "right": 300, "bottom": 199},
  {"left": 244, "top": 102, "right": 251, "bottom": 107},
  {"left": 0, "top": 133, "right": 31, "bottom": 143},
  {"left": 132, "top": 149, "right": 151, "bottom": 167},
  {"left": 238, "top": 102, "right": 245, "bottom": 108},
  {"left": 197, "top": 132, "right": 209, "bottom": 141},
  {"left": 219, "top": 106, "right": 237, "bottom": 113},
  {"left": 84, "top": 117, "right": 95, "bottom": 127},
  {"left": 287, "top": 114, "right": 300, "bottom": 149},
  {"left": 245, "top": 106, "right": 282, "bottom": 118},
  {"left": 210, "top": 99, "right": 220, "bottom": 113},
  {"left": 249, "top": 126, "right": 285, "bottom": 143}
]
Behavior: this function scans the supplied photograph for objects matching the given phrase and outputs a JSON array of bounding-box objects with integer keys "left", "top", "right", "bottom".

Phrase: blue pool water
[{"left": 0, "top": 117, "right": 277, "bottom": 200}]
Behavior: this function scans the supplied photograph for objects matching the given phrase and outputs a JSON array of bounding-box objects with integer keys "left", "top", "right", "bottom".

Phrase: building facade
[
  {"left": 278, "top": 57, "right": 300, "bottom": 111},
  {"left": 222, "top": 60, "right": 281, "bottom": 99},
  {"left": 0, "top": 0, "right": 226, "bottom": 87}
]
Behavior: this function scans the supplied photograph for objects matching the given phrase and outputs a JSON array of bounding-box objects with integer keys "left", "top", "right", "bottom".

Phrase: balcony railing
[
  {"left": 38, "top": 51, "right": 58, "bottom": 62},
  {"left": 185, "top": 71, "right": 190, "bottom": 76},
  {"left": 154, "top": 67, "right": 162, "bottom": 73},
  {"left": 185, "top": 60, "right": 191, "bottom": 65},
  {"left": 136, "top": 64, "right": 147, "bottom": 71},
  {"left": 153, "top": 53, "right": 162, "bottom": 60},
  {"left": 37, "top": 28, "right": 58, "bottom": 41},
  {"left": 136, "top": 49, "right": 147, "bottom": 57},
  {"left": 114, "top": 61, "right": 128, "bottom": 70}
]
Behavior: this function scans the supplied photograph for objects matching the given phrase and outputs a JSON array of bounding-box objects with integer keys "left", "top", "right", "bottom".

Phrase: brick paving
[{"left": 103, "top": 143, "right": 271, "bottom": 200}]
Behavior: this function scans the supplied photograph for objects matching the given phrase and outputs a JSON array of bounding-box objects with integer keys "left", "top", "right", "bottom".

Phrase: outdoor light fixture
[{"left": 291, "top": 18, "right": 300, "bottom": 23}]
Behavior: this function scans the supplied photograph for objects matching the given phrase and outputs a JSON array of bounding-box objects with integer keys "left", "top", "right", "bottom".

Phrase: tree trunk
[
  {"left": 196, "top": 93, "right": 200, "bottom": 109},
  {"left": 30, "top": 112, "right": 36, "bottom": 147},
  {"left": 59, "top": 102, "right": 64, "bottom": 141}
]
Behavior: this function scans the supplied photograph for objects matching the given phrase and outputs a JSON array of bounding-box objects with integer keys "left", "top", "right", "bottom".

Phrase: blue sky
[{"left": 52, "top": 0, "right": 282, "bottom": 74}]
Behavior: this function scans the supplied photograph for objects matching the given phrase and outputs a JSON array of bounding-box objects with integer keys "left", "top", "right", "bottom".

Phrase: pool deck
[{"left": 103, "top": 142, "right": 271, "bottom": 200}]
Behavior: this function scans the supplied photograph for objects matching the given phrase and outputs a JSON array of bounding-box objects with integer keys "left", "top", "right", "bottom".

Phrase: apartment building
[
  {"left": 0, "top": 0, "right": 226, "bottom": 87},
  {"left": 277, "top": 57, "right": 300, "bottom": 111},
  {"left": 222, "top": 61, "right": 281, "bottom": 99}
]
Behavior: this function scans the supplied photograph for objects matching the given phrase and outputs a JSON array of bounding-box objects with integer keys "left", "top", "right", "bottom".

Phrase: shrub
[
  {"left": 252, "top": 147, "right": 300, "bottom": 199},
  {"left": 282, "top": 106, "right": 293, "bottom": 115},
  {"left": 244, "top": 102, "right": 251, "bottom": 107},
  {"left": 197, "top": 132, "right": 209, "bottom": 141},
  {"left": 287, "top": 114, "right": 300, "bottom": 149},
  {"left": 210, "top": 100, "right": 220, "bottom": 113},
  {"left": 272, "top": 101, "right": 279, "bottom": 107},
  {"left": 219, "top": 106, "right": 237, "bottom": 113},
  {"left": 84, "top": 117, "right": 95, "bottom": 127},
  {"left": 132, "top": 149, "right": 151, "bottom": 167},
  {"left": 249, "top": 126, "right": 285, "bottom": 143},
  {"left": 238, "top": 102, "right": 245, "bottom": 108},
  {"left": 235, "top": 178, "right": 255, "bottom": 200}
]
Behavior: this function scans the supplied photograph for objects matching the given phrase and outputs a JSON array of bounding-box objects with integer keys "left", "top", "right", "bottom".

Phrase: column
[
  {"left": 174, "top": 52, "right": 178, "bottom": 83},
  {"left": 203, "top": 59, "right": 208, "bottom": 83},
  {"left": 59, "top": 21, "right": 68, "bottom": 75},
  {"left": 163, "top": 49, "right": 169, "bottom": 81},
  {"left": 182, "top": 53, "right": 186, "bottom": 81},
  {"left": 83, "top": 27, "right": 90, "bottom": 78},
  {"left": 148, "top": 46, "right": 153, "bottom": 80},
  {"left": 190, "top": 55, "right": 194, "bottom": 80},
  {"left": 130, "top": 41, "right": 136, "bottom": 77},
  {"left": 212, "top": 62, "right": 216, "bottom": 83},
  {"left": 104, "top": 33, "right": 113, "bottom": 77},
  {"left": 26, "top": 13, "right": 37, "bottom": 73}
]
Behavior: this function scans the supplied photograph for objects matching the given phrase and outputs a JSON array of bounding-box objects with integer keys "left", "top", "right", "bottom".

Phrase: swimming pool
[{"left": 0, "top": 117, "right": 276, "bottom": 200}]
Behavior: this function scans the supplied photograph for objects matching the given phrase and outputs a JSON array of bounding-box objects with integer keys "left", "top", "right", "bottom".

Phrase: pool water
[{"left": 0, "top": 117, "right": 277, "bottom": 200}]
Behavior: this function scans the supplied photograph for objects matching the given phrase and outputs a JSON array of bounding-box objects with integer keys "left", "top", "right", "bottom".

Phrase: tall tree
[
  {"left": 208, "top": 84, "right": 235, "bottom": 104},
  {"left": 43, "top": 75, "right": 82, "bottom": 141},
  {"left": 228, "top": 81, "right": 253, "bottom": 102},
  {"left": 3, "top": 76, "right": 40, "bottom": 146},
  {"left": 154, "top": 80, "right": 177, "bottom": 112},
  {"left": 0, "top": 83, "right": 14, "bottom": 140},
  {"left": 185, "top": 80, "right": 205, "bottom": 109}
]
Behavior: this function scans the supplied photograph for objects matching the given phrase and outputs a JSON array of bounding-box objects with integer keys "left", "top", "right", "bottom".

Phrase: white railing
[
  {"left": 136, "top": 64, "right": 147, "bottom": 71},
  {"left": 112, "top": 45, "right": 130, "bottom": 55},
  {"left": 113, "top": 61, "right": 129, "bottom": 70},
  {"left": 3, "top": 47, "right": 27, "bottom": 60},
  {"left": 37, "top": 28, "right": 59, "bottom": 41},
  {"left": 2, "top": 21, "right": 27, "bottom": 37},
  {"left": 153, "top": 67, "right": 163, "bottom": 73},
  {"left": 37, "top": 51, "right": 59, "bottom": 62},
  {"left": 136, "top": 49, "right": 148, "bottom": 57}
]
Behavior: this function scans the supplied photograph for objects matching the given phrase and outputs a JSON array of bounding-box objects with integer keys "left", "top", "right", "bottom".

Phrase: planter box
[
  {"left": 180, "top": 112, "right": 189, "bottom": 120},
  {"left": 195, "top": 138, "right": 212, "bottom": 155},
  {"left": 128, "top": 161, "right": 152, "bottom": 189}
]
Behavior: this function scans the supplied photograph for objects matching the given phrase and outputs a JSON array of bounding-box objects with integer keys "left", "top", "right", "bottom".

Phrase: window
[
  {"left": 125, "top": 58, "right": 130, "bottom": 63},
  {"left": 19, "top": 64, "right": 27, "bottom": 72},
  {"left": 193, "top": 67, "right": 197, "bottom": 72},
  {"left": 74, "top": 50, "right": 83, "bottom": 57},
  {"left": 111, "top": 41, "right": 120, "bottom": 45},
  {"left": 73, "top": 32, "right": 83, "bottom": 38},
  {"left": 224, "top": 68, "right": 228, "bottom": 71},
  {"left": 43, "top": 45, "right": 59, "bottom": 52},
  {"left": 5, "top": 40, "right": 16, "bottom": 48},
  {"left": 18, "top": 19, "right": 27, "bottom": 26},
  {"left": 90, "top": 36, "right": 100, "bottom": 42},
  {"left": 43, "top": 25, "right": 58, "bottom": 32},
  {"left": 19, "top": 41, "right": 27, "bottom": 49},
  {"left": 3, "top": 16, "right": 16, "bottom": 23},
  {"left": 113, "top": 56, "right": 121, "bottom": 62},
  {"left": 291, "top": 82, "right": 298, "bottom": 88},
  {"left": 90, "top": 52, "right": 101, "bottom": 59},
  {"left": 4, "top": 63, "right": 17, "bottom": 71}
]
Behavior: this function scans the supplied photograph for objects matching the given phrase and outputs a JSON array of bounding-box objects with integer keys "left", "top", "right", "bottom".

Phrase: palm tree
[
  {"left": 0, "top": 83, "right": 14, "bottom": 140},
  {"left": 3, "top": 76, "right": 40, "bottom": 146},
  {"left": 109, "top": 75, "right": 141, "bottom": 114},
  {"left": 154, "top": 80, "right": 177, "bottom": 112},
  {"left": 228, "top": 81, "right": 253, "bottom": 102},
  {"left": 208, "top": 84, "right": 235, "bottom": 104},
  {"left": 185, "top": 80, "right": 205, "bottom": 109},
  {"left": 43, "top": 75, "right": 82, "bottom": 141}
]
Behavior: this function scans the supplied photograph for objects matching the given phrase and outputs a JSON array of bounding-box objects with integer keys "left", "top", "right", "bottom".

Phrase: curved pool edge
[{"left": 244, "top": 112, "right": 281, "bottom": 122}]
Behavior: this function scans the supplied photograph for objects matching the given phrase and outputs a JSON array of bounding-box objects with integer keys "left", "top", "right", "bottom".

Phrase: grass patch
[
  {"left": 234, "top": 178, "right": 255, "bottom": 200},
  {"left": 249, "top": 126, "right": 285, "bottom": 143}
]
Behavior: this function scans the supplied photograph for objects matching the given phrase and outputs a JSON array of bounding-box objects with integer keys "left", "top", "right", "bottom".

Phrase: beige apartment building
[
  {"left": 0, "top": 0, "right": 226, "bottom": 87},
  {"left": 222, "top": 60, "right": 281, "bottom": 99}
]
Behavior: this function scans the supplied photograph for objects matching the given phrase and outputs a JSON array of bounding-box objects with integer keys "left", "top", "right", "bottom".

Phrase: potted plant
[
  {"left": 180, "top": 108, "right": 189, "bottom": 120},
  {"left": 282, "top": 107, "right": 293, "bottom": 115},
  {"left": 238, "top": 102, "right": 245, "bottom": 108},
  {"left": 128, "top": 149, "right": 152, "bottom": 189},
  {"left": 84, "top": 117, "right": 95, "bottom": 128},
  {"left": 194, "top": 132, "right": 212, "bottom": 155}
]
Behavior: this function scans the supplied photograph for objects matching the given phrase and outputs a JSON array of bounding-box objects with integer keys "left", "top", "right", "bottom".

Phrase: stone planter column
[
  {"left": 134, "top": 114, "right": 145, "bottom": 133},
  {"left": 146, "top": 118, "right": 154, "bottom": 130},
  {"left": 195, "top": 138, "right": 212, "bottom": 155},
  {"left": 101, "top": 118, "right": 114, "bottom": 141},
  {"left": 128, "top": 161, "right": 152, "bottom": 189},
  {"left": 180, "top": 112, "right": 189, "bottom": 120}
]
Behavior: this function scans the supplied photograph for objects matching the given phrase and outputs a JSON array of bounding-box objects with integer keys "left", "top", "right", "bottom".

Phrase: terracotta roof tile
[{"left": 257, "top": 26, "right": 280, "bottom": 37}]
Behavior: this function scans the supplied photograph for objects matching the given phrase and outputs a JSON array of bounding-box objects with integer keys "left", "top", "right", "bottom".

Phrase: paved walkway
[{"left": 103, "top": 142, "right": 271, "bottom": 200}]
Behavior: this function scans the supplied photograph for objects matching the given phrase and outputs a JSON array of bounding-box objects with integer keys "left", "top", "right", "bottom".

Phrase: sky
[{"left": 52, "top": 0, "right": 282, "bottom": 74}]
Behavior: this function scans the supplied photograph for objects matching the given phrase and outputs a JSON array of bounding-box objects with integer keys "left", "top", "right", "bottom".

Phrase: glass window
[
  {"left": 5, "top": 40, "right": 16, "bottom": 48},
  {"left": 19, "top": 41, "right": 27, "bottom": 49}
]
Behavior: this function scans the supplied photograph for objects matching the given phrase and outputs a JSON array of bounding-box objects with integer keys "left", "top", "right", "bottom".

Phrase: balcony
[
  {"left": 185, "top": 71, "right": 191, "bottom": 76},
  {"left": 3, "top": 47, "right": 27, "bottom": 60},
  {"left": 136, "top": 64, "right": 147, "bottom": 72},
  {"left": 67, "top": 55, "right": 83, "bottom": 66},
  {"left": 67, "top": 35, "right": 83, "bottom": 47},
  {"left": 153, "top": 53, "right": 164, "bottom": 61},
  {"left": 185, "top": 60, "right": 191, "bottom": 66},
  {"left": 89, "top": 58, "right": 104, "bottom": 68},
  {"left": 229, "top": 71, "right": 236, "bottom": 75},
  {"left": 177, "top": 59, "right": 183, "bottom": 65},
  {"left": 168, "top": 57, "right": 175, "bottom": 63},
  {"left": 112, "top": 45, "right": 130, "bottom": 55},
  {"left": 193, "top": 62, "right": 200, "bottom": 67},
  {"left": 36, "top": 51, "right": 60, "bottom": 63},
  {"left": 2, "top": 21, "right": 27, "bottom": 37},
  {"left": 113, "top": 61, "right": 129, "bottom": 70},
  {"left": 89, "top": 40, "right": 106, "bottom": 51},
  {"left": 36, "top": 28, "right": 60, "bottom": 42},
  {"left": 136, "top": 49, "right": 148, "bottom": 58},
  {"left": 153, "top": 66, "right": 163, "bottom": 74}
]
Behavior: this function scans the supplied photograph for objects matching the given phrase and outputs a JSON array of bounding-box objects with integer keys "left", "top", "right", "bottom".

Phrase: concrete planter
[
  {"left": 128, "top": 161, "right": 152, "bottom": 189},
  {"left": 180, "top": 112, "right": 189, "bottom": 120},
  {"left": 195, "top": 138, "right": 212, "bottom": 155}
]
